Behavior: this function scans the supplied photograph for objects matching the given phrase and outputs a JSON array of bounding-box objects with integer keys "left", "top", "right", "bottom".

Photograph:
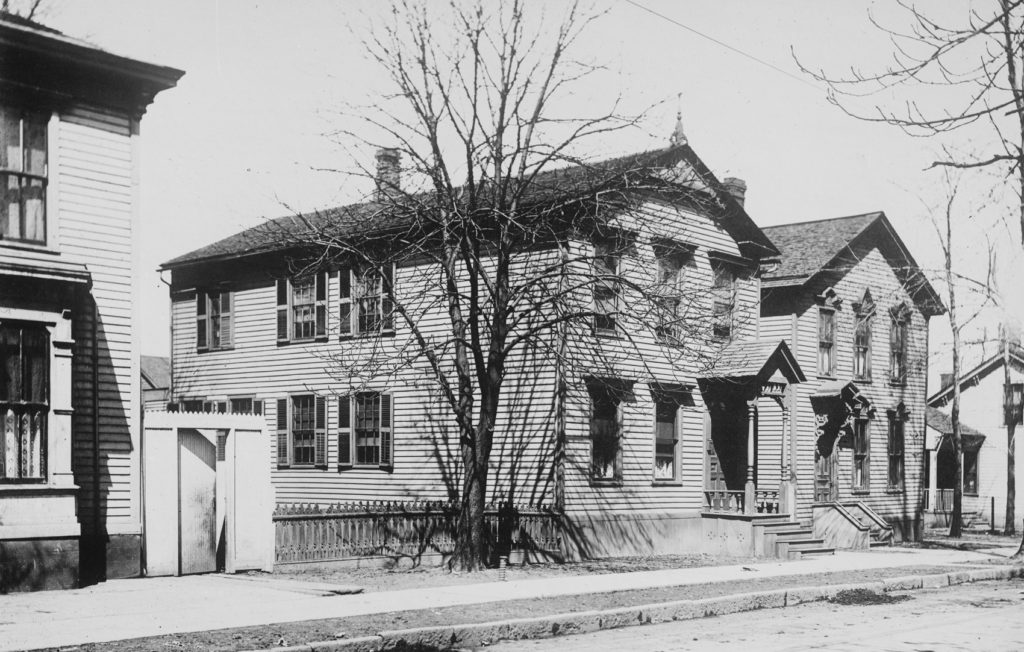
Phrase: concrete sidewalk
[{"left": 0, "top": 547, "right": 1011, "bottom": 651}]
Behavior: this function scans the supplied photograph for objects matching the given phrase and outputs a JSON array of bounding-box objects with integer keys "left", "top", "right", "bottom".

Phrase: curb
[{"left": 252, "top": 565, "right": 1024, "bottom": 652}]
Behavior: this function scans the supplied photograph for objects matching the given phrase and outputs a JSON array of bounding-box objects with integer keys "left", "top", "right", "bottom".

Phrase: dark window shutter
[
  {"left": 196, "top": 291, "right": 208, "bottom": 351},
  {"left": 314, "top": 395, "right": 327, "bottom": 467},
  {"left": 276, "top": 398, "right": 289, "bottom": 467},
  {"left": 382, "top": 264, "right": 394, "bottom": 332},
  {"left": 380, "top": 393, "right": 393, "bottom": 469},
  {"left": 315, "top": 271, "right": 327, "bottom": 339},
  {"left": 276, "top": 279, "right": 289, "bottom": 343},
  {"left": 338, "top": 267, "right": 352, "bottom": 337},
  {"left": 338, "top": 394, "right": 352, "bottom": 469},
  {"left": 253, "top": 399, "right": 263, "bottom": 416},
  {"left": 220, "top": 292, "right": 233, "bottom": 348}
]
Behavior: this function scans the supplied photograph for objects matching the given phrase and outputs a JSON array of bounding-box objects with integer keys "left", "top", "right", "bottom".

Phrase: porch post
[
  {"left": 745, "top": 399, "right": 756, "bottom": 514},
  {"left": 927, "top": 448, "right": 938, "bottom": 513}
]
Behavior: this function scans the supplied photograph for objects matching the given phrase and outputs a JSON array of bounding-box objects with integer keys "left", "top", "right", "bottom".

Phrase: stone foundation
[{"left": 0, "top": 536, "right": 79, "bottom": 593}]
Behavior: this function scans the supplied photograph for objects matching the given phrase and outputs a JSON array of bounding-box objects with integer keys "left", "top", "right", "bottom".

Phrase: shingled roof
[
  {"left": 161, "top": 144, "right": 778, "bottom": 270},
  {"left": 761, "top": 212, "right": 881, "bottom": 283}
]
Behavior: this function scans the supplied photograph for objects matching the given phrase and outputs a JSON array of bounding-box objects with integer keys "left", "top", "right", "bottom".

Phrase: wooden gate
[
  {"left": 178, "top": 429, "right": 217, "bottom": 574},
  {"left": 814, "top": 448, "right": 838, "bottom": 503}
]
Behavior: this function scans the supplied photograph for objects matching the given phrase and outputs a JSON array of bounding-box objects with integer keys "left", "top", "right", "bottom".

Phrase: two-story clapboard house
[
  {"left": 0, "top": 14, "right": 182, "bottom": 591},
  {"left": 760, "top": 213, "right": 944, "bottom": 541}
]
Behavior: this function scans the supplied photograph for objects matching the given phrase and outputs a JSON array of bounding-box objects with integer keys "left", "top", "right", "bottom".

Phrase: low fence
[{"left": 273, "top": 501, "right": 563, "bottom": 565}]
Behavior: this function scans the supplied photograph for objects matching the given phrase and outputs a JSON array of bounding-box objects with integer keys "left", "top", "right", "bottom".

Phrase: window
[
  {"left": 590, "top": 387, "right": 621, "bottom": 481},
  {"left": 339, "top": 265, "right": 394, "bottom": 337},
  {"left": 0, "top": 322, "right": 48, "bottom": 481},
  {"left": 889, "top": 304, "right": 910, "bottom": 384},
  {"left": 653, "top": 244, "right": 693, "bottom": 343},
  {"left": 196, "top": 290, "right": 233, "bottom": 351},
  {"left": 711, "top": 261, "right": 735, "bottom": 339},
  {"left": 1, "top": 106, "right": 47, "bottom": 245},
  {"left": 338, "top": 391, "right": 393, "bottom": 469},
  {"left": 229, "top": 397, "right": 263, "bottom": 415},
  {"left": 853, "top": 291, "right": 874, "bottom": 380},
  {"left": 818, "top": 308, "right": 836, "bottom": 377},
  {"left": 276, "top": 273, "right": 327, "bottom": 343},
  {"left": 653, "top": 399, "right": 678, "bottom": 481},
  {"left": 887, "top": 413, "right": 904, "bottom": 490},
  {"left": 852, "top": 419, "right": 870, "bottom": 492},
  {"left": 1005, "top": 383, "right": 1023, "bottom": 426},
  {"left": 963, "top": 450, "right": 979, "bottom": 495},
  {"left": 593, "top": 242, "right": 620, "bottom": 336},
  {"left": 275, "top": 394, "right": 326, "bottom": 468}
]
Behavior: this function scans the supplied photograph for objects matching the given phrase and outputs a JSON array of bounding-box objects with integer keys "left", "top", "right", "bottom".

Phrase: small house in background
[
  {"left": 927, "top": 345, "right": 1024, "bottom": 531},
  {"left": 0, "top": 14, "right": 182, "bottom": 591},
  {"left": 142, "top": 356, "right": 171, "bottom": 412}
]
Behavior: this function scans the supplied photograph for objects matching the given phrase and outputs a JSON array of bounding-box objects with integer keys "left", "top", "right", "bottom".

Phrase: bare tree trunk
[
  {"left": 1006, "top": 331, "right": 1017, "bottom": 534},
  {"left": 945, "top": 194, "right": 963, "bottom": 538}
]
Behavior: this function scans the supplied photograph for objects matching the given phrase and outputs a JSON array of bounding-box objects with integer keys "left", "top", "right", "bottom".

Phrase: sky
[{"left": 33, "top": 0, "right": 1024, "bottom": 375}]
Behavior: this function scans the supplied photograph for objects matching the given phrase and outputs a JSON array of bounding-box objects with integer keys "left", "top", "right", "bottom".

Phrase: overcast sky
[{"left": 37, "top": 0, "right": 1022, "bottom": 371}]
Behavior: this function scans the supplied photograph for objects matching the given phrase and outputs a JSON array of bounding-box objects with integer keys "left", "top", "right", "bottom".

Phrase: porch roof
[
  {"left": 925, "top": 406, "right": 986, "bottom": 452},
  {"left": 702, "top": 339, "right": 805, "bottom": 384},
  {"left": 0, "top": 248, "right": 91, "bottom": 285}
]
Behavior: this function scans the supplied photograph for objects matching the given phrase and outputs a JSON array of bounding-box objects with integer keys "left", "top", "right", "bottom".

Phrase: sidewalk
[{"left": 0, "top": 546, "right": 1013, "bottom": 651}]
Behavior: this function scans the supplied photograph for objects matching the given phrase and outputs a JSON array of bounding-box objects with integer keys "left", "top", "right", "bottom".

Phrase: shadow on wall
[{"left": 74, "top": 291, "right": 137, "bottom": 586}]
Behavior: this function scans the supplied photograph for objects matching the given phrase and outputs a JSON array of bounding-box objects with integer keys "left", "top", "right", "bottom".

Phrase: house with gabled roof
[
  {"left": 927, "top": 345, "right": 1024, "bottom": 530},
  {"left": 760, "top": 212, "right": 945, "bottom": 541}
]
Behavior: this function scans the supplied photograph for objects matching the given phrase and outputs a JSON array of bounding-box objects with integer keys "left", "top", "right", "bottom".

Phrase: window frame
[
  {"left": 963, "top": 449, "right": 979, "bottom": 496},
  {"left": 710, "top": 259, "right": 737, "bottom": 339},
  {"left": 338, "top": 264, "right": 395, "bottom": 338},
  {"left": 853, "top": 293, "right": 874, "bottom": 382},
  {"left": 1, "top": 105, "right": 49, "bottom": 247},
  {"left": 337, "top": 391, "right": 394, "bottom": 471},
  {"left": 196, "top": 289, "right": 233, "bottom": 352},
  {"left": 589, "top": 385, "right": 623, "bottom": 483},
  {"left": 275, "top": 393, "right": 327, "bottom": 469},
  {"left": 818, "top": 307, "right": 836, "bottom": 377},
  {"left": 592, "top": 240, "right": 621, "bottom": 337},
  {"left": 887, "top": 411, "right": 905, "bottom": 492},
  {"left": 229, "top": 396, "right": 263, "bottom": 415},
  {"left": 851, "top": 418, "right": 870, "bottom": 493},
  {"left": 1004, "top": 382, "right": 1023, "bottom": 426},
  {"left": 0, "top": 321, "right": 50, "bottom": 483},
  {"left": 652, "top": 242, "right": 694, "bottom": 344},
  {"left": 889, "top": 304, "right": 910, "bottom": 385},
  {"left": 276, "top": 273, "right": 328, "bottom": 344},
  {"left": 652, "top": 397, "right": 680, "bottom": 483}
]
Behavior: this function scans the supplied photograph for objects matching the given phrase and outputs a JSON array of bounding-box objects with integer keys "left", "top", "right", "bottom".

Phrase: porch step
[
  {"left": 869, "top": 540, "right": 890, "bottom": 548},
  {"left": 789, "top": 546, "right": 835, "bottom": 560},
  {"left": 776, "top": 537, "right": 830, "bottom": 559}
]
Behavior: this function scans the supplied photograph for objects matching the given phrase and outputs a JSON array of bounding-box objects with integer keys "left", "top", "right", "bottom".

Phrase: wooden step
[
  {"left": 789, "top": 546, "right": 835, "bottom": 560},
  {"left": 869, "top": 540, "right": 891, "bottom": 548}
]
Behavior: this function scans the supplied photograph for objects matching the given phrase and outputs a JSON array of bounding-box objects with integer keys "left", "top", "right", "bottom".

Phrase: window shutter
[
  {"left": 196, "top": 291, "right": 208, "bottom": 351},
  {"left": 315, "top": 271, "right": 327, "bottom": 339},
  {"left": 276, "top": 398, "right": 289, "bottom": 467},
  {"left": 314, "top": 395, "right": 327, "bottom": 467},
  {"left": 338, "top": 267, "right": 352, "bottom": 337},
  {"left": 220, "top": 292, "right": 233, "bottom": 348},
  {"left": 380, "top": 393, "right": 393, "bottom": 469},
  {"left": 338, "top": 394, "right": 352, "bottom": 469},
  {"left": 276, "top": 279, "right": 289, "bottom": 343},
  {"left": 253, "top": 399, "right": 263, "bottom": 416},
  {"left": 382, "top": 264, "right": 395, "bottom": 332}
]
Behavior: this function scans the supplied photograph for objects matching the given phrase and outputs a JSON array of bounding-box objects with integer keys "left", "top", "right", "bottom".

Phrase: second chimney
[
  {"left": 375, "top": 147, "right": 401, "bottom": 202},
  {"left": 722, "top": 177, "right": 746, "bottom": 207}
]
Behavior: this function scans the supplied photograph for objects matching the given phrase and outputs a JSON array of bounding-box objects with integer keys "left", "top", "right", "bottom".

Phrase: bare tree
[
  {"left": 796, "top": 1, "right": 1024, "bottom": 248},
  {"left": 265, "top": 0, "right": 752, "bottom": 570},
  {"left": 0, "top": 0, "right": 44, "bottom": 20}
]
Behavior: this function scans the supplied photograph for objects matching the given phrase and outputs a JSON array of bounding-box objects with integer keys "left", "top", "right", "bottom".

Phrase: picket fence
[{"left": 273, "top": 501, "right": 563, "bottom": 564}]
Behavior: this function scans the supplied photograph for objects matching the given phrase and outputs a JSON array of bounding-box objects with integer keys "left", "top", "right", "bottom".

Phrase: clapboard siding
[
  {"left": 767, "top": 247, "right": 929, "bottom": 524},
  {"left": 59, "top": 105, "right": 141, "bottom": 534}
]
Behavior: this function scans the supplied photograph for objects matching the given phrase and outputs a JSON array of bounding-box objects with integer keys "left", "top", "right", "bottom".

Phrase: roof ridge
[{"left": 762, "top": 211, "right": 882, "bottom": 231}]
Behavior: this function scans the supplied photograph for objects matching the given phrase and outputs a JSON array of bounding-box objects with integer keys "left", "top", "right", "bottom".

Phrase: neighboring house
[
  {"left": 927, "top": 346, "right": 1024, "bottom": 530},
  {"left": 141, "top": 355, "right": 170, "bottom": 412},
  {"left": 923, "top": 407, "right": 989, "bottom": 527},
  {"left": 760, "top": 213, "right": 944, "bottom": 539},
  {"left": 0, "top": 15, "right": 182, "bottom": 591}
]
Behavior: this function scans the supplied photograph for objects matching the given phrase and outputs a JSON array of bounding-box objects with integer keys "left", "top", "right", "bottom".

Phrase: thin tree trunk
[
  {"left": 1006, "top": 331, "right": 1017, "bottom": 534},
  {"left": 945, "top": 198, "right": 963, "bottom": 538}
]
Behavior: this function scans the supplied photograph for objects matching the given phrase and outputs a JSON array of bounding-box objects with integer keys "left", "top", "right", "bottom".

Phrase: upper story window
[
  {"left": 1004, "top": 382, "right": 1023, "bottom": 426},
  {"left": 196, "top": 290, "right": 233, "bottom": 351},
  {"left": 818, "top": 308, "right": 836, "bottom": 377},
  {"left": 853, "top": 290, "right": 875, "bottom": 381},
  {"left": 276, "top": 273, "right": 327, "bottom": 344},
  {"left": 710, "top": 260, "right": 736, "bottom": 339},
  {"left": 593, "top": 241, "right": 620, "bottom": 336},
  {"left": 1, "top": 106, "right": 48, "bottom": 246},
  {"left": 653, "top": 242, "right": 693, "bottom": 343},
  {"left": 889, "top": 303, "right": 910, "bottom": 385},
  {"left": 339, "top": 265, "right": 394, "bottom": 337},
  {"left": 0, "top": 322, "right": 49, "bottom": 482}
]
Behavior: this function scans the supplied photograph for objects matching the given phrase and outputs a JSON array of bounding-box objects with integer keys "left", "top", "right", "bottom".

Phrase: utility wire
[{"left": 624, "top": 0, "right": 821, "bottom": 92}]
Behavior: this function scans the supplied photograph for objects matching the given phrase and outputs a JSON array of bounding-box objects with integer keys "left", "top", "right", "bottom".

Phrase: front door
[{"left": 814, "top": 448, "right": 839, "bottom": 502}]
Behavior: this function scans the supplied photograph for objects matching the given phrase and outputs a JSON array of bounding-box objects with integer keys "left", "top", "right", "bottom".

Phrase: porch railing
[
  {"left": 924, "top": 489, "right": 955, "bottom": 513},
  {"left": 273, "top": 501, "right": 562, "bottom": 564},
  {"left": 754, "top": 489, "right": 780, "bottom": 514},
  {"left": 704, "top": 489, "right": 745, "bottom": 513}
]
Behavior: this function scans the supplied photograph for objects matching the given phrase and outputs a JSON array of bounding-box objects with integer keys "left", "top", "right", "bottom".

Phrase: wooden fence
[{"left": 273, "top": 501, "right": 563, "bottom": 565}]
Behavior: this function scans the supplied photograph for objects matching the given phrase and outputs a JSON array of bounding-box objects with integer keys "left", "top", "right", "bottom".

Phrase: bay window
[{"left": 0, "top": 322, "right": 49, "bottom": 482}]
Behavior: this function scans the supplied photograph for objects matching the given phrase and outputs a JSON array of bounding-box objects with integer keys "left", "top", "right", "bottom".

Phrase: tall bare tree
[
  {"left": 797, "top": 0, "right": 1024, "bottom": 248},
  {"left": 270, "top": 0, "right": 750, "bottom": 570}
]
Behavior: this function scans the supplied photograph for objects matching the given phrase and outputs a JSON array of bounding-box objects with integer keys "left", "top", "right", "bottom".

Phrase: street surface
[{"left": 479, "top": 579, "right": 1024, "bottom": 651}]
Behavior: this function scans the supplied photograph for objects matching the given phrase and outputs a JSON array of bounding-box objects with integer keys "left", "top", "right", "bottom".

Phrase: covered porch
[{"left": 698, "top": 340, "right": 805, "bottom": 518}]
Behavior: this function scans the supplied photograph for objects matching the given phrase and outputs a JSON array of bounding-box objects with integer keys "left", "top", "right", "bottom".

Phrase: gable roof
[
  {"left": 925, "top": 406, "right": 985, "bottom": 439},
  {"left": 702, "top": 339, "right": 806, "bottom": 384},
  {"left": 761, "top": 211, "right": 945, "bottom": 317},
  {"left": 161, "top": 144, "right": 778, "bottom": 270},
  {"left": 141, "top": 355, "right": 171, "bottom": 391},
  {"left": 928, "top": 344, "right": 1024, "bottom": 406}
]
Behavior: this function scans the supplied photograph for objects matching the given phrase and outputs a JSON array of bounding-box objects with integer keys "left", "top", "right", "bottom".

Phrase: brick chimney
[
  {"left": 375, "top": 147, "right": 401, "bottom": 202},
  {"left": 722, "top": 177, "right": 746, "bottom": 207}
]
